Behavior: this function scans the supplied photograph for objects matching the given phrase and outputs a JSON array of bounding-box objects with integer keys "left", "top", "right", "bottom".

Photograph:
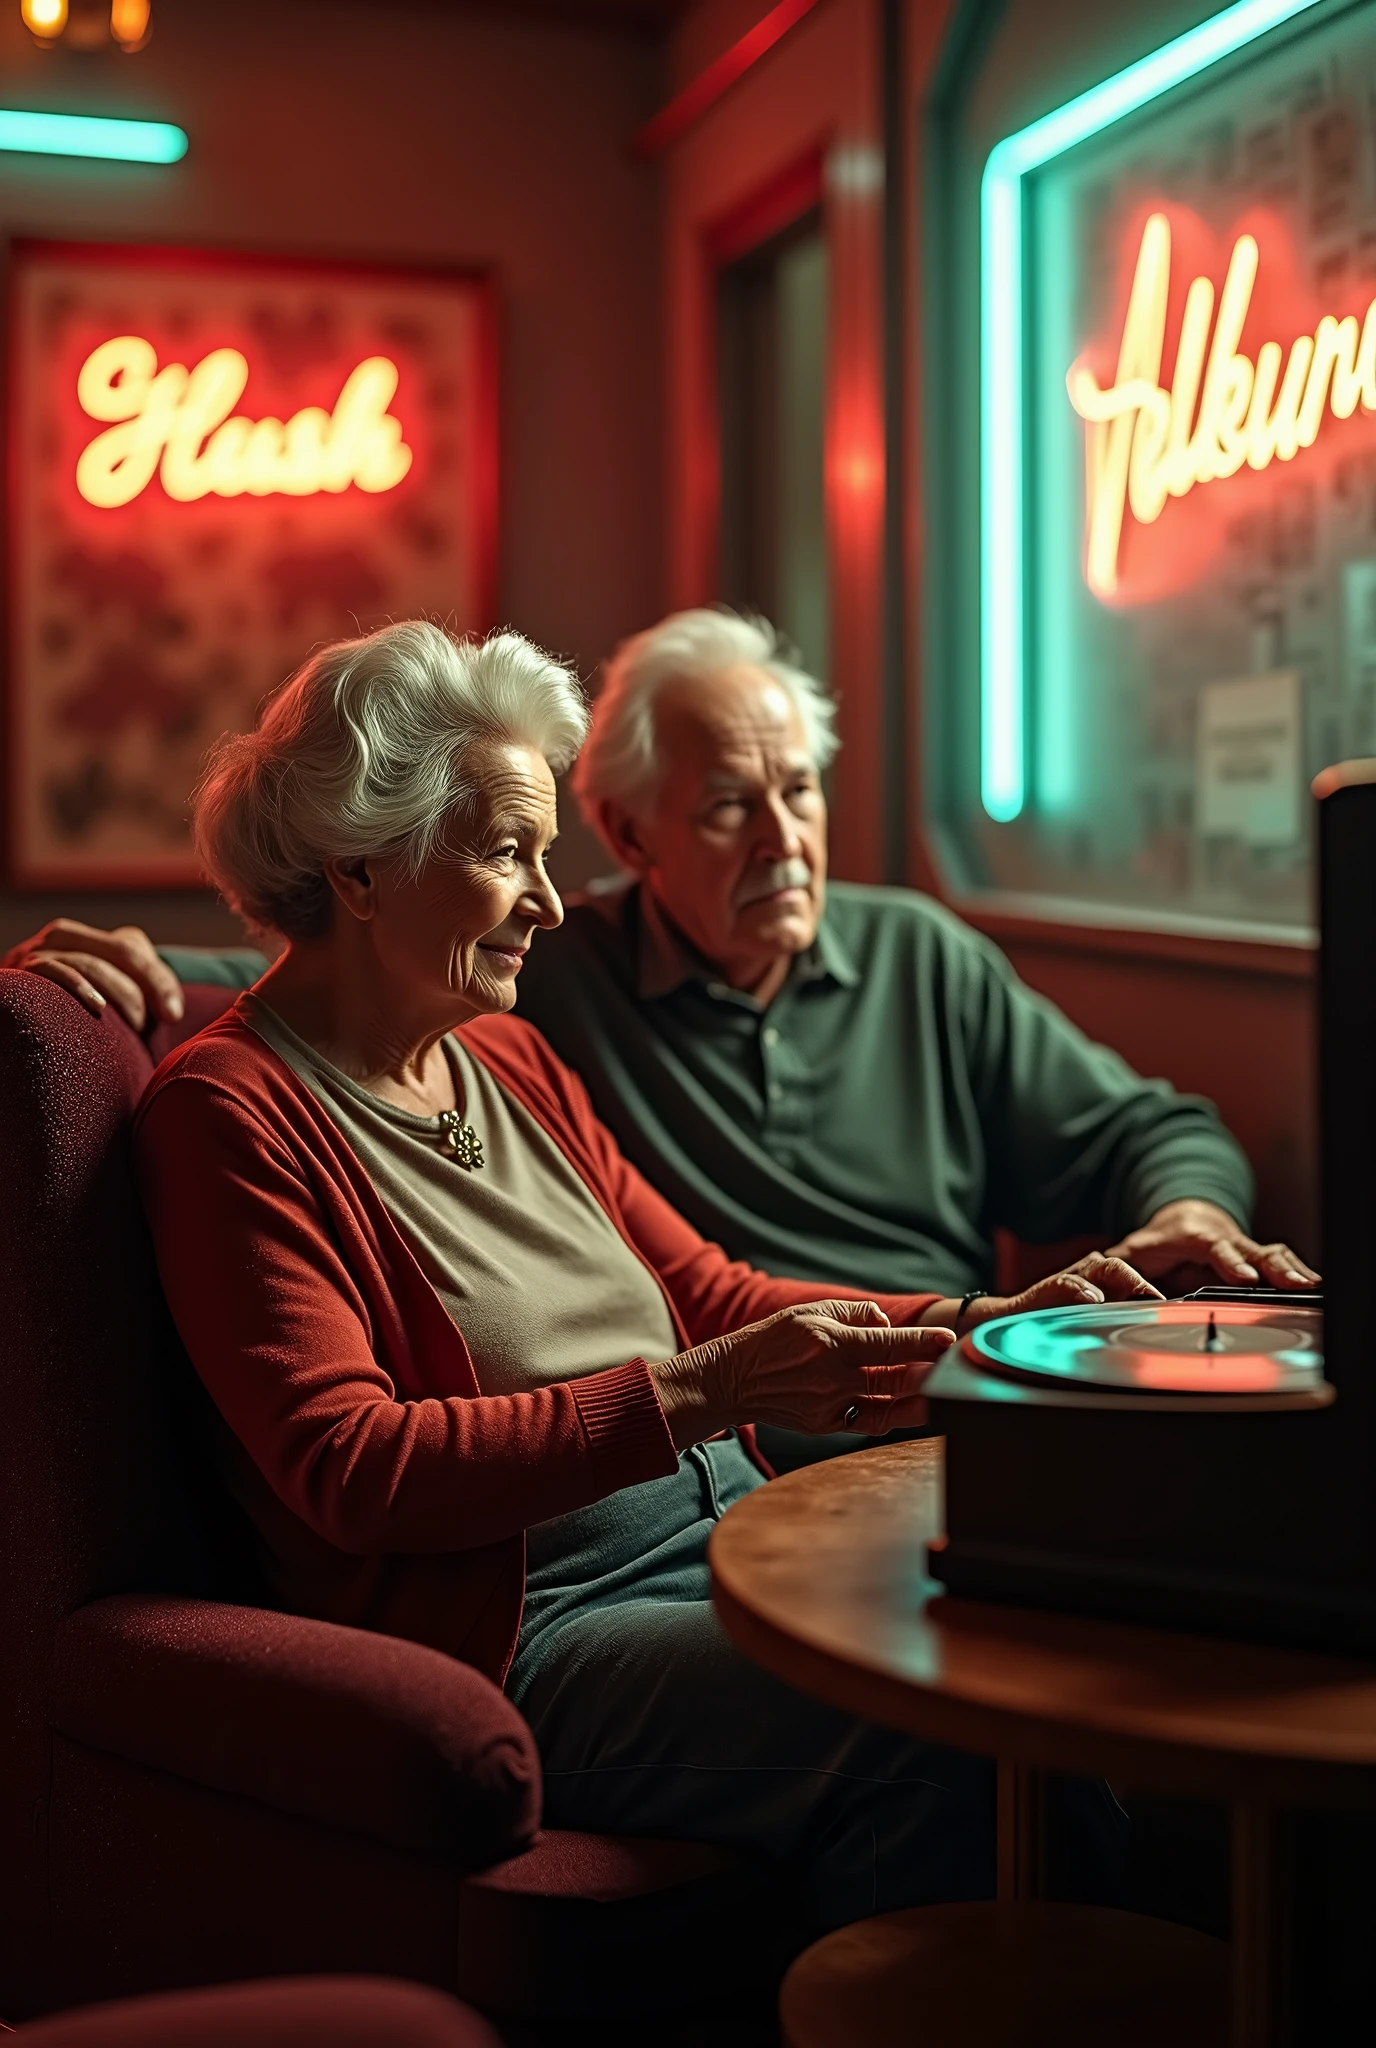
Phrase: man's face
[{"left": 605, "top": 662, "right": 828, "bottom": 985}]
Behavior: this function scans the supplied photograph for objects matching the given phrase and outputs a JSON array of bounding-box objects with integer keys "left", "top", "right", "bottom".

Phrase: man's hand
[
  {"left": 920, "top": 1250, "right": 1163, "bottom": 1334},
  {"left": 1106, "top": 1199, "right": 1319, "bottom": 1291},
  {"left": 1, "top": 919, "right": 185, "bottom": 1032}
]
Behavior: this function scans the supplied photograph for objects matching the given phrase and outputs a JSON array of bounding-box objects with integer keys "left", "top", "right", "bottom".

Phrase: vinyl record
[{"left": 964, "top": 1300, "right": 1324, "bottom": 1396}]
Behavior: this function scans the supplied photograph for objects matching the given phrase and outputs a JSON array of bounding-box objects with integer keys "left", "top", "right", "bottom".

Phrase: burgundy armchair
[
  {"left": 0, "top": 970, "right": 779, "bottom": 2035},
  {"left": 9, "top": 1978, "right": 501, "bottom": 2048}
]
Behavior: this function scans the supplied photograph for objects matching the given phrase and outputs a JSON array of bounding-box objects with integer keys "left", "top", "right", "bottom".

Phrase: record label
[{"left": 965, "top": 1301, "right": 1323, "bottom": 1396}]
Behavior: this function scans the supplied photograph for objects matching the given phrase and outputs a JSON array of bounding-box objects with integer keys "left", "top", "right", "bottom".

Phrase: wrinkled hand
[
  {"left": 1, "top": 919, "right": 185, "bottom": 1032},
  {"left": 962, "top": 1250, "right": 1163, "bottom": 1330},
  {"left": 1106, "top": 1199, "right": 1319, "bottom": 1291},
  {"left": 649, "top": 1299, "right": 955, "bottom": 1451}
]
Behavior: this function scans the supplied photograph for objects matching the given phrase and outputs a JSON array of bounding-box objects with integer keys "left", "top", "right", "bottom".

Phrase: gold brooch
[{"left": 437, "top": 1110, "right": 484, "bottom": 1170}]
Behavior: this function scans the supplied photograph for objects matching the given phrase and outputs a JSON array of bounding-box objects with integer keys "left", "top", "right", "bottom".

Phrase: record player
[{"left": 926, "top": 764, "right": 1376, "bottom": 1653}]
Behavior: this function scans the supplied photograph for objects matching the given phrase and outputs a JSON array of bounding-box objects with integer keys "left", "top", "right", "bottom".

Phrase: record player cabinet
[{"left": 927, "top": 770, "right": 1376, "bottom": 1653}]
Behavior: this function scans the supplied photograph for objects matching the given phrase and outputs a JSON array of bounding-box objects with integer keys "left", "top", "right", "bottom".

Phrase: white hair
[
  {"left": 194, "top": 620, "right": 588, "bottom": 938},
  {"left": 571, "top": 607, "right": 839, "bottom": 837}
]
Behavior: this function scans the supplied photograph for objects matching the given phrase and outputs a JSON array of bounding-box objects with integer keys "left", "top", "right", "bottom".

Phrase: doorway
[{"left": 717, "top": 209, "right": 829, "bottom": 682}]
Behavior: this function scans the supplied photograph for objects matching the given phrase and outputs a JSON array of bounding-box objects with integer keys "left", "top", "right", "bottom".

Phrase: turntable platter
[{"left": 964, "top": 1300, "right": 1323, "bottom": 1396}]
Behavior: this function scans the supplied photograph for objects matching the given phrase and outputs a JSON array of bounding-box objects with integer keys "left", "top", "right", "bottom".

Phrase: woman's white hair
[
  {"left": 570, "top": 607, "right": 839, "bottom": 840},
  {"left": 194, "top": 620, "right": 588, "bottom": 938}
]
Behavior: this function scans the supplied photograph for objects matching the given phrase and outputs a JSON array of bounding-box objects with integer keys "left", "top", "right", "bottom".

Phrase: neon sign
[
  {"left": 0, "top": 109, "right": 187, "bottom": 162},
  {"left": 74, "top": 336, "right": 413, "bottom": 509},
  {"left": 1068, "top": 215, "right": 1376, "bottom": 599},
  {"left": 978, "top": 0, "right": 1324, "bottom": 821}
]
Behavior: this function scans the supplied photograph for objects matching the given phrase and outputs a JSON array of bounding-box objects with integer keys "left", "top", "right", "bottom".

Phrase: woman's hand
[
  {"left": 919, "top": 1251, "right": 1163, "bottom": 1335},
  {"left": 648, "top": 1300, "right": 955, "bottom": 1451}
]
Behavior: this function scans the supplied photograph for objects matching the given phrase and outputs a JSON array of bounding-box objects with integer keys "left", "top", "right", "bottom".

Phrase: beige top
[{"left": 242, "top": 995, "right": 681, "bottom": 1396}]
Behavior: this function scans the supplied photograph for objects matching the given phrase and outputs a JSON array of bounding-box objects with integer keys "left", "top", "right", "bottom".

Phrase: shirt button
[
  {"left": 707, "top": 982, "right": 729, "bottom": 999},
  {"left": 762, "top": 1026, "right": 780, "bottom": 1047},
  {"left": 768, "top": 1082, "right": 782, "bottom": 1101}
]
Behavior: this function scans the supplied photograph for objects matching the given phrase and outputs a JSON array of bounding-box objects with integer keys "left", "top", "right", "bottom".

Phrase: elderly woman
[{"left": 133, "top": 620, "right": 1151, "bottom": 1928}]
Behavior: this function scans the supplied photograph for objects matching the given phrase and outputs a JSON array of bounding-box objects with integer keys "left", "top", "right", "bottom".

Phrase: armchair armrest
[{"left": 50, "top": 1594, "right": 540, "bottom": 1870}]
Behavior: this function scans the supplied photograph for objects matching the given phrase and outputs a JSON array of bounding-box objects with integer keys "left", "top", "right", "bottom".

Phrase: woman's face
[{"left": 349, "top": 742, "right": 564, "bottom": 1021}]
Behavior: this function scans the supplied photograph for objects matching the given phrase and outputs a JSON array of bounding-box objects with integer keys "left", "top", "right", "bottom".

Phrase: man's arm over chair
[{"left": 1, "top": 919, "right": 267, "bottom": 1029}]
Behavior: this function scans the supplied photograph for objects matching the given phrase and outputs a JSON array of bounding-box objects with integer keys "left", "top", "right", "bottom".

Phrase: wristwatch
[{"left": 955, "top": 1289, "right": 989, "bottom": 1334}]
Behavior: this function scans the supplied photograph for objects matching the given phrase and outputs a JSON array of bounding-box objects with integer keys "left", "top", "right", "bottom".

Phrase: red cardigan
[{"left": 134, "top": 1004, "right": 938, "bottom": 1681}]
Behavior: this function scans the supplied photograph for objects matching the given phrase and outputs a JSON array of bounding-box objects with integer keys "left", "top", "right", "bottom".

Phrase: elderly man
[{"left": 8, "top": 608, "right": 1316, "bottom": 1468}]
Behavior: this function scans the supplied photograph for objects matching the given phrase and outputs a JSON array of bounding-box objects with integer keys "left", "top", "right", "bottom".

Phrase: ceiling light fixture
[
  {"left": 109, "top": 0, "right": 149, "bottom": 51},
  {"left": 21, "top": 0, "right": 152, "bottom": 51},
  {"left": 20, "top": 0, "right": 67, "bottom": 39}
]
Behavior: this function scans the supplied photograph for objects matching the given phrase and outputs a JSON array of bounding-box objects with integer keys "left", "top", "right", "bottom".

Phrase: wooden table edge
[{"left": 709, "top": 1448, "right": 1376, "bottom": 1812}]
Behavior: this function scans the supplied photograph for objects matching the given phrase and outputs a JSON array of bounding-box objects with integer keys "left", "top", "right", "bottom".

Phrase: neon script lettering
[
  {"left": 1067, "top": 213, "right": 1376, "bottom": 597},
  {"left": 75, "top": 336, "right": 413, "bottom": 508}
]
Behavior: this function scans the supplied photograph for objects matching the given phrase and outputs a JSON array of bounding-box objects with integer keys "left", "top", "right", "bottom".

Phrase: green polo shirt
[
  {"left": 165, "top": 882, "right": 1251, "bottom": 1297},
  {"left": 514, "top": 881, "right": 1251, "bottom": 1294}
]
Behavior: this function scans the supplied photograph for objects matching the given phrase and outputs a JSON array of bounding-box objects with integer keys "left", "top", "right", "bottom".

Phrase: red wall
[{"left": 0, "top": 0, "right": 665, "bottom": 947}]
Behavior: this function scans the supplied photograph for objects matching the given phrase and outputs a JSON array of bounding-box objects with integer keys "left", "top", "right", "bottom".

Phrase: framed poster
[{"left": 7, "top": 239, "right": 497, "bottom": 886}]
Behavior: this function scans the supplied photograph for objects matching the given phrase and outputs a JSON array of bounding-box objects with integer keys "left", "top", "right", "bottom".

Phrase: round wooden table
[{"left": 709, "top": 1440, "right": 1376, "bottom": 2048}]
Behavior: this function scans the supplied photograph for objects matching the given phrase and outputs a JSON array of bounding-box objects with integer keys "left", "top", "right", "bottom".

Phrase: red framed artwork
[{"left": 6, "top": 239, "right": 498, "bottom": 886}]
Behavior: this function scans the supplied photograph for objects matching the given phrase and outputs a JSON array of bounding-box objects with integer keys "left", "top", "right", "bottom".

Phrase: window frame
[{"left": 918, "top": 0, "right": 1352, "bottom": 972}]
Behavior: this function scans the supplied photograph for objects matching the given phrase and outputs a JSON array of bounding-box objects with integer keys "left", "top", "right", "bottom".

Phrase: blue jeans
[{"left": 507, "top": 1435, "right": 998, "bottom": 1931}]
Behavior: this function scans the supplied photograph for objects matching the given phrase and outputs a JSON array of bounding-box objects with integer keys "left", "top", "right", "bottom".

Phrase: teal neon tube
[
  {"left": 0, "top": 109, "right": 187, "bottom": 163},
  {"left": 979, "top": 0, "right": 1323, "bottom": 823}
]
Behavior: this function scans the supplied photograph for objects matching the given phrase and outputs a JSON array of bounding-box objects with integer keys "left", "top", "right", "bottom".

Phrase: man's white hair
[
  {"left": 571, "top": 607, "right": 839, "bottom": 839},
  {"left": 195, "top": 619, "right": 588, "bottom": 938}
]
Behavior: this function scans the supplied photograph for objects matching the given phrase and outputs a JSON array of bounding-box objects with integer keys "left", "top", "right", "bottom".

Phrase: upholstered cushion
[
  {"left": 46, "top": 1737, "right": 466, "bottom": 2008},
  {"left": 466, "top": 1829, "right": 729, "bottom": 1901},
  {"left": 457, "top": 1832, "right": 793, "bottom": 2020},
  {"left": 12, "top": 1978, "right": 501, "bottom": 2046},
  {"left": 0, "top": 973, "right": 174, "bottom": 2004},
  {"left": 51, "top": 1595, "right": 541, "bottom": 1867},
  {"left": 146, "top": 981, "right": 242, "bottom": 1066}
]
